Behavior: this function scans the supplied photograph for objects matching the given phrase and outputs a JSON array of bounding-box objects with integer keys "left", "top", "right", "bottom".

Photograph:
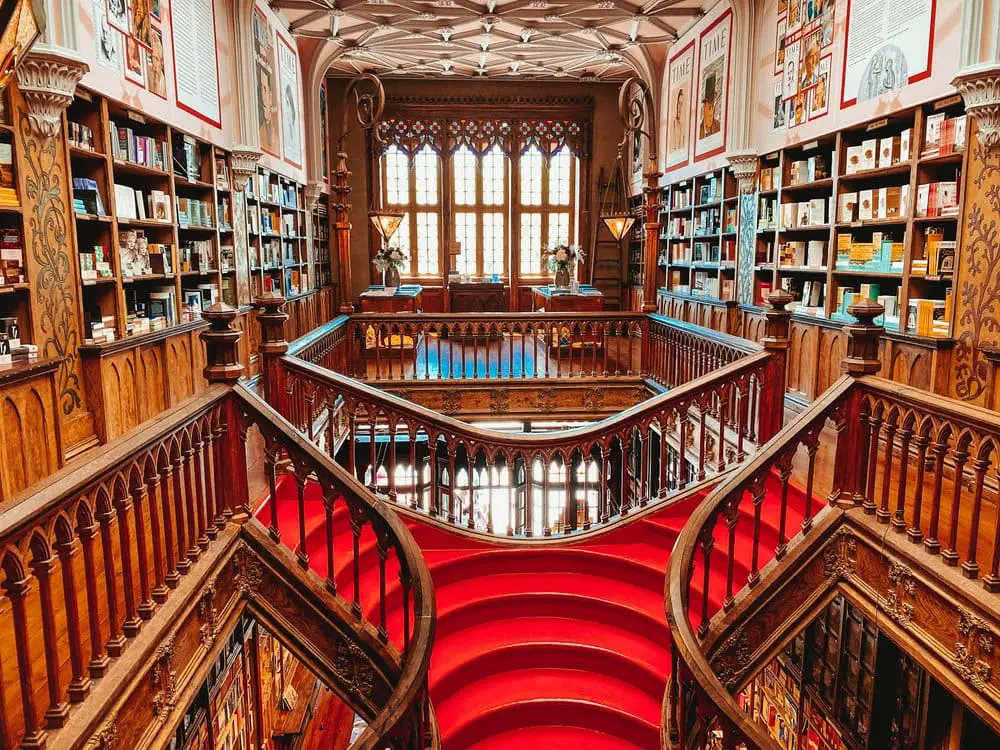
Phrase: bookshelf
[
  {"left": 659, "top": 166, "right": 739, "bottom": 303},
  {"left": 245, "top": 167, "right": 310, "bottom": 300},
  {"left": 751, "top": 94, "right": 967, "bottom": 340},
  {"left": 313, "top": 193, "right": 332, "bottom": 289},
  {"left": 0, "top": 87, "right": 31, "bottom": 362},
  {"left": 626, "top": 193, "right": 645, "bottom": 310}
]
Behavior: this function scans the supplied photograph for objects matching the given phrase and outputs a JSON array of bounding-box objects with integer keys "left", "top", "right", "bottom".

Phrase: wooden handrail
[{"left": 234, "top": 383, "right": 436, "bottom": 749}]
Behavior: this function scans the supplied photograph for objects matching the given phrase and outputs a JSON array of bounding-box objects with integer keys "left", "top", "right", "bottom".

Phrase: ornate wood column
[{"left": 332, "top": 150, "right": 354, "bottom": 312}]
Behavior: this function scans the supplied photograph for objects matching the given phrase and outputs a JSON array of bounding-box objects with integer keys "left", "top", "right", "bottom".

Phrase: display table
[
  {"left": 359, "top": 285, "right": 422, "bottom": 350},
  {"left": 447, "top": 279, "right": 508, "bottom": 312},
  {"left": 530, "top": 284, "right": 605, "bottom": 313},
  {"left": 530, "top": 285, "right": 605, "bottom": 348}
]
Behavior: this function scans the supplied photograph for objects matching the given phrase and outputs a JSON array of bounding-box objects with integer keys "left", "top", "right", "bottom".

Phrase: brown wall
[{"left": 324, "top": 77, "right": 626, "bottom": 300}]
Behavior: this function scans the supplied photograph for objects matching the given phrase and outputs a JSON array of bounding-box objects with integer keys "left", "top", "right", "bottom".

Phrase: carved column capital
[
  {"left": 305, "top": 180, "right": 324, "bottom": 212},
  {"left": 953, "top": 63, "right": 1000, "bottom": 152},
  {"left": 230, "top": 146, "right": 263, "bottom": 191},
  {"left": 14, "top": 44, "right": 89, "bottom": 138},
  {"left": 726, "top": 149, "right": 759, "bottom": 194}
]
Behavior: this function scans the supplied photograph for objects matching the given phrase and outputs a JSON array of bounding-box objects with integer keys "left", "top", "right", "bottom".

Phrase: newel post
[
  {"left": 760, "top": 290, "right": 793, "bottom": 442},
  {"left": 200, "top": 304, "right": 245, "bottom": 384},
  {"left": 834, "top": 299, "right": 885, "bottom": 507},
  {"left": 255, "top": 291, "right": 290, "bottom": 415}
]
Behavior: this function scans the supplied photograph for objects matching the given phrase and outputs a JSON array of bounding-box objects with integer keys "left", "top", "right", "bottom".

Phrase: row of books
[
  {"left": 781, "top": 198, "right": 830, "bottom": 228},
  {"left": 758, "top": 164, "right": 780, "bottom": 192},
  {"left": 119, "top": 229, "right": 173, "bottom": 277},
  {"left": 114, "top": 184, "right": 172, "bottom": 222},
  {"left": 253, "top": 239, "right": 283, "bottom": 269},
  {"left": 831, "top": 284, "right": 897, "bottom": 326},
  {"left": 834, "top": 231, "right": 904, "bottom": 273},
  {"left": 173, "top": 135, "right": 203, "bottom": 182},
  {"left": 177, "top": 197, "right": 214, "bottom": 228},
  {"left": 220, "top": 244, "right": 235, "bottom": 272},
  {"left": 0, "top": 142, "right": 18, "bottom": 207},
  {"left": 758, "top": 197, "right": 778, "bottom": 231},
  {"left": 110, "top": 121, "right": 169, "bottom": 171},
  {"left": 182, "top": 284, "right": 219, "bottom": 314},
  {"left": 666, "top": 216, "right": 691, "bottom": 237},
  {"left": 908, "top": 294, "right": 950, "bottom": 337},
  {"left": 258, "top": 207, "right": 281, "bottom": 235},
  {"left": 0, "top": 227, "right": 24, "bottom": 285},
  {"left": 783, "top": 278, "right": 826, "bottom": 317},
  {"left": 915, "top": 180, "right": 960, "bottom": 218},
  {"left": 779, "top": 240, "right": 826, "bottom": 268},
  {"left": 67, "top": 121, "right": 97, "bottom": 152},
  {"left": 694, "top": 207, "right": 722, "bottom": 235},
  {"left": 922, "top": 113, "right": 966, "bottom": 158},
  {"left": 669, "top": 186, "right": 691, "bottom": 210},
  {"left": 0, "top": 335, "right": 34, "bottom": 365},
  {"left": 788, "top": 154, "right": 829, "bottom": 185},
  {"left": 79, "top": 245, "right": 113, "bottom": 280},
  {"left": 279, "top": 183, "right": 300, "bottom": 209},
  {"left": 913, "top": 228, "right": 956, "bottom": 277},
  {"left": 281, "top": 213, "right": 300, "bottom": 237},
  {"left": 844, "top": 130, "right": 911, "bottom": 175},
  {"left": 73, "top": 178, "right": 107, "bottom": 216},
  {"left": 215, "top": 158, "right": 231, "bottom": 191},
  {"left": 179, "top": 240, "right": 215, "bottom": 272},
  {"left": 217, "top": 197, "right": 233, "bottom": 230},
  {"left": 838, "top": 185, "right": 909, "bottom": 223},
  {"left": 696, "top": 178, "right": 720, "bottom": 205},
  {"left": 84, "top": 311, "right": 118, "bottom": 344}
]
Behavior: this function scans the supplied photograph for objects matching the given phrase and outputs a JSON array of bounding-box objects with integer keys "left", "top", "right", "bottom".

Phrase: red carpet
[{"left": 259, "top": 475, "right": 810, "bottom": 749}]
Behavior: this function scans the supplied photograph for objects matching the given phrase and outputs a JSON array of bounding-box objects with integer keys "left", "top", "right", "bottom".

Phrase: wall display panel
[
  {"left": 773, "top": 0, "right": 836, "bottom": 133},
  {"left": 841, "top": 0, "right": 936, "bottom": 108},
  {"left": 277, "top": 32, "right": 303, "bottom": 169},
  {"left": 665, "top": 40, "right": 695, "bottom": 172},
  {"left": 253, "top": 7, "right": 280, "bottom": 158},
  {"left": 170, "top": 0, "right": 222, "bottom": 127},
  {"left": 694, "top": 9, "right": 732, "bottom": 162}
]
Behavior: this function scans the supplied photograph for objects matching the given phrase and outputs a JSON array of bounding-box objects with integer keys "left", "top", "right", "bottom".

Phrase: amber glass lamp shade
[
  {"left": 369, "top": 209, "right": 406, "bottom": 244},
  {"left": 602, "top": 214, "right": 635, "bottom": 242},
  {"left": 0, "top": 0, "right": 42, "bottom": 90}
]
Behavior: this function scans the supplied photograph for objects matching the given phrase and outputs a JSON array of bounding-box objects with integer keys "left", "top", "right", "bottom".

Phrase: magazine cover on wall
[
  {"left": 631, "top": 127, "right": 644, "bottom": 188},
  {"left": 665, "top": 40, "right": 694, "bottom": 172},
  {"left": 277, "top": 33, "right": 302, "bottom": 169},
  {"left": 841, "top": 0, "right": 936, "bottom": 107},
  {"left": 320, "top": 83, "right": 328, "bottom": 182},
  {"left": 124, "top": 35, "right": 146, "bottom": 86},
  {"left": 773, "top": 0, "right": 835, "bottom": 132},
  {"left": 254, "top": 7, "right": 280, "bottom": 157},
  {"left": 694, "top": 9, "right": 731, "bottom": 162},
  {"left": 146, "top": 25, "right": 167, "bottom": 99}
]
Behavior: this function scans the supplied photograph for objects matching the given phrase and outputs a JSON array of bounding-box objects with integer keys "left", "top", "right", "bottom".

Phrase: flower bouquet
[
  {"left": 373, "top": 245, "right": 408, "bottom": 289},
  {"left": 542, "top": 244, "right": 583, "bottom": 288}
]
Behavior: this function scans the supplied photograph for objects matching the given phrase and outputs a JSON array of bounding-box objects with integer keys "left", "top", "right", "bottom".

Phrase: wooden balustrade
[
  {"left": 278, "top": 351, "right": 778, "bottom": 538},
  {"left": 646, "top": 314, "right": 763, "bottom": 389},
  {"left": 662, "top": 300, "right": 1000, "bottom": 748},
  {"left": 343, "top": 312, "right": 647, "bottom": 382}
]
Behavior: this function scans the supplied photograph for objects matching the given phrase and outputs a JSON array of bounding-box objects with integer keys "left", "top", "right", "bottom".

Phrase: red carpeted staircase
[{"left": 261, "top": 477, "right": 810, "bottom": 749}]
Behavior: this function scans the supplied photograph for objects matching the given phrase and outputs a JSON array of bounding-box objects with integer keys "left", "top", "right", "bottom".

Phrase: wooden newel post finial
[
  {"left": 760, "top": 289, "right": 793, "bottom": 441},
  {"left": 980, "top": 344, "right": 1000, "bottom": 412},
  {"left": 200, "top": 303, "right": 244, "bottom": 383},
  {"left": 254, "top": 292, "right": 289, "bottom": 411},
  {"left": 842, "top": 299, "right": 884, "bottom": 376}
]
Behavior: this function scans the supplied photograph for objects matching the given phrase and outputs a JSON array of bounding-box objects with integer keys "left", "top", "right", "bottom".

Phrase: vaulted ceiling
[{"left": 272, "top": 0, "right": 711, "bottom": 81}]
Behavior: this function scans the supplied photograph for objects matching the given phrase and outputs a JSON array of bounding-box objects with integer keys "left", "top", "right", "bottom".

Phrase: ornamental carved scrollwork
[
  {"left": 823, "top": 528, "right": 857, "bottom": 579},
  {"left": 233, "top": 544, "right": 264, "bottom": 594},
  {"left": 87, "top": 711, "right": 118, "bottom": 749},
  {"left": 583, "top": 388, "right": 605, "bottom": 411},
  {"left": 882, "top": 560, "right": 917, "bottom": 629},
  {"left": 198, "top": 581, "right": 220, "bottom": 647},
  {"left": 333, "top": 640, "right": 376, "bottom": 701},
  {"left": 489, "top": 388, "right": 510, "bottom": 414},
  {"left": 955, "top": 609, "right": 995, "bottom": 692},
  {"left": 151, "top": 635, "right": 178, "bottom": 718},
  {"left": 713, "top": 625, "right": 752, "bottom": 690},
  {"left": 537, "top": 391, "right": 558, "bottom": 412},
  {"left": 440, "top": 391, "right": 461, "bottom": 415}
]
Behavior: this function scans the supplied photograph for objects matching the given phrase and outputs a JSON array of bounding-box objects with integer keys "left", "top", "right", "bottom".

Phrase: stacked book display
[{"left": 0, "top": 142, "right": 18, "bottom": 208}]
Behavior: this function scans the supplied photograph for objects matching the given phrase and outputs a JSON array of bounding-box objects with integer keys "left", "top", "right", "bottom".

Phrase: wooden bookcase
[
  {"left": 659, "top": 166, "right": 739, "bottom": 303},
  {"left": 244, "top": 167, "right": 310, "bottom": 300},
  {"left": 313, "top": 192, "right": 332, "bottom": 289},
  {"left": 752, "top": 93, "right": 967, "bottom": 339},
  {"left": 0, "top": 88, "right": 32, "bottom": 345},
  {"left": 626, "top": 193, "right": 645, "bottom": 310}
]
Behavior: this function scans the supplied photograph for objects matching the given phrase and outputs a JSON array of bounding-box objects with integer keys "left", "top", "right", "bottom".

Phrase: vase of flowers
[
  {"left": 542, "top": 244, "right": 582, "bottom": 289},
  {"left": 373, "top": 246, "right": 407, "bottom": 291}
]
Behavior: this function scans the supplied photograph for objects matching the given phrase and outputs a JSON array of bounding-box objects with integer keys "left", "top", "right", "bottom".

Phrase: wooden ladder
[{"left": 588, "top": 167, "right": 625, "bottom": 309}]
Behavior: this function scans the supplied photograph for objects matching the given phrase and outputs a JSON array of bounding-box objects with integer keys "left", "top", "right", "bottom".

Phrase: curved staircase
[{"left": 263, "top": 475, "right": 809, "bottom": 748}]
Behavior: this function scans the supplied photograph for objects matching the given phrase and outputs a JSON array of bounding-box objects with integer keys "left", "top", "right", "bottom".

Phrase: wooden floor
[{"left": 360, "top": 333, "right": 640, "bottom": 380}]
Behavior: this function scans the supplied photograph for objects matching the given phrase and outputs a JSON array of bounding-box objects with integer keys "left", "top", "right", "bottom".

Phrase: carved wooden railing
[
  {"left": 275, "top": 350, "right": 777, "bottom": 537},
  {"left": 343, "top": 312, "right": 647, "bottom": 382},
  {"left": 646, "top": 315, "right": 763, "bottom": 390},
  {"left": 0, "top": 306, "right": 436, "bottom": 750},
  {"left": 663, "top": 301, "right": 1000, "bottom": 748}
]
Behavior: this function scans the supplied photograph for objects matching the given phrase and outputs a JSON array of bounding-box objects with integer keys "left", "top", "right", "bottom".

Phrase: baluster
[
  {"left": 581, "top": 449, "right": 591, "bottom": 529},
  {"left": 892, "top": 425, "right": 914, "bottom": 532},
  {"left": 942, "top": 448, "right": 969, "bottom": 565},
  {"left": 368, "top": 409, "right": 378, "bottom": 489},
  {"left": 749, "top": 482, "right": 766, "bottom": 587},
  {"left": 863, "top": 411, "right": 883, "bottom": 513},
  {"left": 658, "top": 419, "right": 667, "bottom": 500},
  {"left": 171, "top": 449, "right": 191, "bottom": 573},
  {"left": 474, "top": 328, "right": 481, "bottom": 380},
  {"left": 697, "top": 526, "right": 714, "bottom": 639},
  {"left": 697, "top": 407, "right": 708, "bottom": 481},
  {"left": 487, "top": 455, "right": 495, "bottom": 534},
  {"left": 399, "top": 323, "right": 406, "bottom": 380},
  {"left": 113, "top": 490, "right": 141, "bottom": 637},
  {"left": 564, "top": 451, "right": 574, "bottom": 531},
  {"left": 984, "top": 466, "right": 1000, "bottom": 591},
  {"left": 802, "top": 436, "right": 818, "bottom": 532},
  {"left": 907, "top": 433, "right": 930, "bottom": 543},
  {"left": 266, "top": 445, "right": 281, "bottom": 542},
  {"left": 716, "top": 389, "right": 727, "bottom": 473},
  {"left": 55, "top": 534, "right": 91, "bottom": 702},
  {"left": 325, "top": 395, "right": 336, "bottom": 458},
  {"left": 619, "top": 434, "right": 630, "bottom": 515},
  {"left": 736, "top": 384, "right": 747, "bottom": 461},
  {"left": 30, "top": 550, "right": 69, "bottom": 726},
  {"left": 447, "top": 442, "right": 458, "bottom": 523},
  {"left": 323, "top": 488, "right": 337, "bottom": 594},
  {"left": 296, "top": 472, "right": 309, "bottom": 569},
  {"left": 350, "top": 507, "right": 363, "bottom": 618},
  {"left": 678, "top": 415, "right": 689, "bottom": 488},
  {"left": 180, "top": 443, "right": 201, "bottom": 563},
  {"left": 77, "top": 516, "right": 109, "bottom": 676},
  {"left": 375, "top": 324, "right": 382, "bottom": 377},
  {"left": 2, "top": 571, "right": 46, "bottom": 746},
  {"left": 145, "top": 469, "right": 168, "bottom": 602},
  {"left": 601, "top": 322, "right": 609, "bottom": 376},
  {"left": 129, "top": 479, "right": 154, "bottom": 617},
  {"left": 639, "top": 429, "right": 649, "bottom": 506},
  {"left": 724, "top": 496, "right": 739, "bottom": 609},
  {"left": 775, "top": 455, "right": 792, "bottom": 559},
  {"left": 210, "top": 418, "right": 226, "bottom": 530},
  {"left": 924, "top": 438, "right": 948, "bottom": 553},
  {"left": 468, "top": 449, "right": 478, "bottom": 530},
  {"left": 962, "top": 456, "right": 989, "bottom": 578},
  {"left": 347, "top": 408, "right": 358, "bottom": 479},
  {"left": 429, "top": 437, "right": 441, "bottom": 516},
  {"left": 388, "top": 420, "right": 398, "bottom": 505},
  {"left": 877, "top": 419, "right": 898, "bottom": 523},
  {"left": 409, "top": 427, "right": 418, "bottom": 510},
  {"left": 543, "top": 453, "right": 552, "bottom": 535},
  {"left": 193, "top": 432, "right": 210, "bottom": 549},
  {"left": 377, "top": 532, "right": 389, "bottom": 643},
  {"left": 96, "top": 502, "right": 126, "bottom": 656},
  {"left": 600, "top": 446, "right": 611, "bottom": 523}
]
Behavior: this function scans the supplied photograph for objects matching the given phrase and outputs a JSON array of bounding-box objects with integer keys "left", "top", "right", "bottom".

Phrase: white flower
[{"left": 555, "top": 248, "right": 568, "bottom": 261}]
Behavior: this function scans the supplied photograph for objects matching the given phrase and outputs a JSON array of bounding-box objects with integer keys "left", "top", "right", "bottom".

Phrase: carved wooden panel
[{"left": 0, "top": 368, "right": 61, "bottom": 500}]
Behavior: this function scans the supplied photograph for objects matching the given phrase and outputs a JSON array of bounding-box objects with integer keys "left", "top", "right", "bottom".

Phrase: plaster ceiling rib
[
  {"left": 289, "top": 9, "right": 331, "bottom": 29},
  {"left": 270, "top": 0, "right": 334, "bottom": 10}
]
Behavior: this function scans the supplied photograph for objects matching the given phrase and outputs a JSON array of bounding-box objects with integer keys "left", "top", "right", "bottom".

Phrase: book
[
  {"left": 0, "top": 143, "right": 15, "bottom": 193},
  {"left": 923, "top": 113, "right": 945, "bottom": 155},
  {"left": 114, "top": 184, "right": 137, "bottom": 219},
  {"left": 838, "top": 192, "right": 857, "bottom": 223}
]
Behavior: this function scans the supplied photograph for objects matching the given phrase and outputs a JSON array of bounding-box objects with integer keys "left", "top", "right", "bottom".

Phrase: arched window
[
  {"left": 380, "top": 144, "right": 442, "bottom": 276},
  {"left": 518, "top": 145, "right": 578, "bottom": 275},
  {"left": 452, "top": 145, "right": 509, "bottom": 277}
]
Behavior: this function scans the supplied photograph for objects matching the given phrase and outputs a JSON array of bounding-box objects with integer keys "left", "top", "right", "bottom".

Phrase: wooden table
[
  {"left": 530, "top": 285, "right": 605, "bottom": 348},
  {"left": 447, "top": 280, "right": 508, "bottom": 312},
  {"left": 359, "top": 285, "right": 423, "bottom": 351}
]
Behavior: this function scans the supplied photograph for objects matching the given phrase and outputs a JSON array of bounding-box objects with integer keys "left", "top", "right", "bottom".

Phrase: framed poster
[
  {"left": 253, "top": 7, "right": 280, "bottom": 157},
  {"left": 169, "top": 0, "right": 222, "bottom": 127},
  {"left": 841, "top": 0, "right": 936, "bottom": 107},
  {"left": 665, "top": 40, "right": 695, "bottom": 172},
  {"left": 94, "top": 0, "right": 122, "bottom": 72},
  {"left": 146, "top": 25, "right": 167, "bottom": 99},
  {"left": 277, "top": 33, "right": 302, "bottom": 169},
  {"left": 773, "top": 0, "right": 836, "bottom": 131},
  {"left": 694, "top": 9, "right": 732, "bottom": 162}
]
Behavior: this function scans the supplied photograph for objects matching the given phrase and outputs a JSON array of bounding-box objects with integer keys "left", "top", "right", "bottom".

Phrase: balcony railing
[{"left": 663, "top": 302, "right": 1000, "bottom": 748}]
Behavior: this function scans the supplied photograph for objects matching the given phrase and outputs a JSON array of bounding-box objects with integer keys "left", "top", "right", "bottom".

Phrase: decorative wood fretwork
[
  {"left": 955, "top": 608, "right": 996, "bottom": 692},
  {"left": 882, "top": 560, "right": 918, "bottom": 629},
  {"left": 823, "top": 528, "right": 857, "bottom": 579}
]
